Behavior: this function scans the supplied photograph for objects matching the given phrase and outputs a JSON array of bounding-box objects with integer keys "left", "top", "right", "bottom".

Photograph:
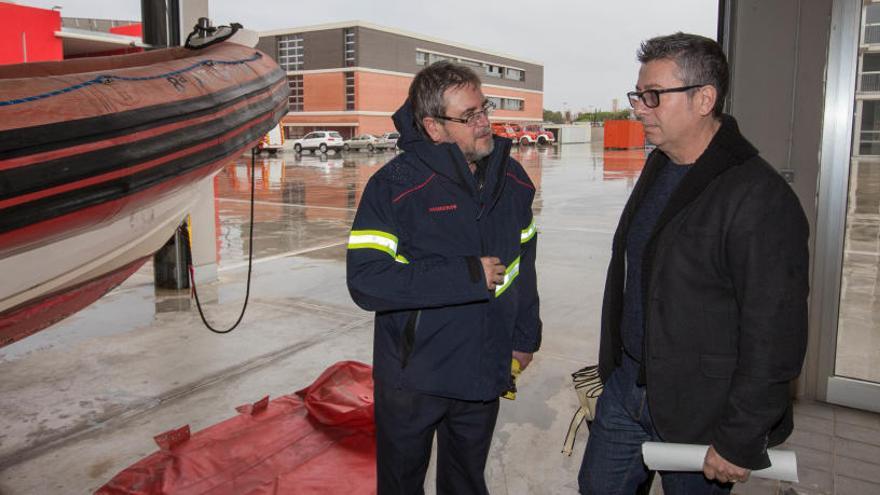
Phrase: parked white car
[
  {"left": 292, "top": 131, "right": 345, "bottom": 154},
  {"left": 343, "top": 134, "right": 379, "bottom": 152},
  {"left": 374, "top": 132, "right": 400, "bottom": 150}
]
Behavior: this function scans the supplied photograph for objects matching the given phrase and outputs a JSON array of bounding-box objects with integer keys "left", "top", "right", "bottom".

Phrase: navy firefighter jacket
[{"left": 346, "top": 100, "right": 542, "bottom": 401}]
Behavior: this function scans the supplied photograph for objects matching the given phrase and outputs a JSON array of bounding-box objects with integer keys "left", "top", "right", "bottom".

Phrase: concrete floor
[{"left": 0, "top": 144, "right": 878, "bottom": 494}]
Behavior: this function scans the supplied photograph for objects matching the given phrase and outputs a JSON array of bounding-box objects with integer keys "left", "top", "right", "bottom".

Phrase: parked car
[
  {"left": 519, "top": 124, "right": 556, "bottom": 146},
  {"left": 343, "top": 134, "right": 379, "bottom": 152},
  {"left": 374, "top": 131, "right": 400, "bottom": 150},
  {"left": 292, "top": 131, "right": 345, "bottom": 154},
  {"left": 255, "top": 124, "right": 285, "bottom": 155}
]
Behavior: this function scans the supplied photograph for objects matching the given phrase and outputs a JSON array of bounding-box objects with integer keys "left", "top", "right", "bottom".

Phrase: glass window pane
[
  {"left": 867, "top": 4, "right": 880, "bottom": 24},
  {"left": 836, "top": 3, "right": 880, "bottom": 385},
  {"left": 865, "top": 53, "right": 880, "bottom": 72}
]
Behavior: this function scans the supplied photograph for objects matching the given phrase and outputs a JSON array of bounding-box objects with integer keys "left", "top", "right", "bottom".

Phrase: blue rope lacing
[{"left": 0, "top": 52, "right": 262, "bottom": 107}]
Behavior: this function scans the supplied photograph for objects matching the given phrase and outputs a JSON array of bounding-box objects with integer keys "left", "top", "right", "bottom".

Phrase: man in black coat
[{"left": 578, "top": 33, "right": 809, "bottom": 494}]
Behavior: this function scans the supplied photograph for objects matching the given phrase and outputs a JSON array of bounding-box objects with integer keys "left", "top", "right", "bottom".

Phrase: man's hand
[
  {"left": 512, "top": 351, "right": 533, "bottom": 370},
  {"left": 703, "top": 445, "right": 750, "bottom": 484},
  {"left": 481, "top": 256, "right": 506, "bottom": 290}
]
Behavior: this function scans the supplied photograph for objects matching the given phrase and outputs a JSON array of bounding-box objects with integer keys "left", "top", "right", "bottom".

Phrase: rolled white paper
[{"left": 641, "top": 442, "right": 798, "bottom": 482}]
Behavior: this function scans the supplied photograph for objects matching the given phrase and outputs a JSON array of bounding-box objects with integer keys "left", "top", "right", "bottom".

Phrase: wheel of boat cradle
[
  {"left": 319, "top": 143, "right": 328, "bottom": 153},
  {"left": 294, "top": 144, "right": 302, "bottom": 153},
  {"left": 367, "top": 144, "right": 374, "bottom": 152},
  {"left": 538, "top": 136, "right": 547, "bottom": 145},
  {"left": 520, "top": 137, "right": 531, "bottom": 146},
  {"left": 343, "top": 143, "right": 350, "bottom": 151}
]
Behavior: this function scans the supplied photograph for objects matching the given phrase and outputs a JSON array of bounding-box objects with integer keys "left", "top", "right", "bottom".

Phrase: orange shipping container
[{"left": 603, "top": 120, "right": 645, "bottom": 149}]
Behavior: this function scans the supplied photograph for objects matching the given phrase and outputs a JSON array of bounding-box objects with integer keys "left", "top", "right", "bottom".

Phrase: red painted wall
[{"left": 0, "top": 3, "right": 62, "bottom": 65}]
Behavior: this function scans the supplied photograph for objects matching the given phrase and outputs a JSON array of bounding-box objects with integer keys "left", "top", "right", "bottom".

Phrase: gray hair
[
  {"left": 409, "top": 60, "right": 482, "bottom": 133},
  {"left": 637, "top": 32, "right": 729, "bottom": 117}
]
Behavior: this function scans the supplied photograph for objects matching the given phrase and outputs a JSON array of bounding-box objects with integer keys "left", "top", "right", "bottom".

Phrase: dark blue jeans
[{"left": 578, "top": 356, "right": 732, "bottom": 495}]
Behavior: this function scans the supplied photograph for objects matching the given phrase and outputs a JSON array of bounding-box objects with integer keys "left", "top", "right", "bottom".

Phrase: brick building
[{"left": 257, "top": 21, "right": 545, "bottom": 138}]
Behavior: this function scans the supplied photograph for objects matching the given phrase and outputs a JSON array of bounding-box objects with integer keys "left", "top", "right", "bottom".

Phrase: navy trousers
[
  {"left": 578, "top": 356, "right": 733, "bottom": 495},
  {"left": 374, "top": 381, "right": 499, "bottom": 495}
]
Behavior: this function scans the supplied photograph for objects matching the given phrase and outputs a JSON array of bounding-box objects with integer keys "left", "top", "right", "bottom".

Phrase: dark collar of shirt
[{"left": 472, "top": 157, "right": 489, "bottom": 190}]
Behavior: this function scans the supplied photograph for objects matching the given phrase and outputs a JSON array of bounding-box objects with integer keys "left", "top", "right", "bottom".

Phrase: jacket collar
[
  {"left": 614, "top": 114, "right": 759, "bottom": 249},
  {"left": 392, "top": 99, "right": 512, "bottom": 204}
]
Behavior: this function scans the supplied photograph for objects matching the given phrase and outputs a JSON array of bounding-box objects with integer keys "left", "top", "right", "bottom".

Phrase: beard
[{"left": 465, "top": 129, "right": 495, "bottom": 162}]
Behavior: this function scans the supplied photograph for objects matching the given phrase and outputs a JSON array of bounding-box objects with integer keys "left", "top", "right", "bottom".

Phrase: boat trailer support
[{"left": 154, "top": 179, "right": 219, "bottom": 290}]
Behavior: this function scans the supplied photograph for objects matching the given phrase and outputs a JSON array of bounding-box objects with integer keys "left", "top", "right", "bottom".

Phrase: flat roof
[
  {"left": 55, "top": 27, "right": 148, "bottom": 56},
  {"left": 260, "top": 20, "right": 542, "bottom": 67}
]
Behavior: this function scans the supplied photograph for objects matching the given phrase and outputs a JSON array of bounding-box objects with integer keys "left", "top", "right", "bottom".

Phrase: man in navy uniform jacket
[{"left": 346, "top": 61, "right": 541, "bottom": 494}]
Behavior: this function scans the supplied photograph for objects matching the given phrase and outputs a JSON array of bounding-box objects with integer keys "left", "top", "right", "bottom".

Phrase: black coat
[{"left": 597, "top": 115, "right": 810, "bottom": 470}]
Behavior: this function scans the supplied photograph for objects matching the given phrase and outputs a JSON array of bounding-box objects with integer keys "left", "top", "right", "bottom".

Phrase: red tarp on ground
[{"left": 96, "top": 361, "right": 376, "bottom": 495}]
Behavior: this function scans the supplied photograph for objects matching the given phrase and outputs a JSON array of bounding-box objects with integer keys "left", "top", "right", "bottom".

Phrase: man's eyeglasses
[
  {"left": 626, "top": 84, "right": 706, "bottom": 109},
  {"left": 434, "top": 100, "right": 496, "bottom": 127}
]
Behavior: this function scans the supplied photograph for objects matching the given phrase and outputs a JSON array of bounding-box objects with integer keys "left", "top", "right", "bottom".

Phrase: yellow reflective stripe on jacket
[
  {"left": 395, "top": 254, "right": 409, "bottom": 264},
  {"left": 348, "top": 229, "right": 398, "bottom": 259},
  {"left": 520, "top": 218, "right": 537, "bottom": 244},
  {"left": 495, "top": 256, "right": 521, "bottom": 297}
]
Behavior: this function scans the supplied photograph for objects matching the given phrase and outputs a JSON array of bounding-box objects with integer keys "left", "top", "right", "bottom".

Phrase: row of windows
[
  {"left": 288, "top": 75, "right": 303, "bottom": 112},
  {"left": 277, "top": 34, "right": 527, "bottom": 86},
  {"left": 487, "top": 96, "right": 525, "bottom": 111},
  {"left": 345, "top": 72, "right": 355, "bottom": 111},
  {"left": 856, "top": 4, "right": 880, "bottom": 154},
  {"left": 344, "top": 28, "right": 356, "bottom": 68},
  {"left": 415, "top": 50, "right": 525, "bottom": 82},
  {"left": 278, "top": 35, "right": 303, "bottom": 71}
]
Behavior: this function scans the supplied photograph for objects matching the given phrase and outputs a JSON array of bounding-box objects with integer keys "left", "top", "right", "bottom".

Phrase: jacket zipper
[{"left": 401, "top": 310, "right": 421, "bottom": 369}]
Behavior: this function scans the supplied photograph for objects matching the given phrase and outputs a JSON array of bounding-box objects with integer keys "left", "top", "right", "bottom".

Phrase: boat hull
[{"left": 0, "top": 42, "right": 288, "bottom": 347}]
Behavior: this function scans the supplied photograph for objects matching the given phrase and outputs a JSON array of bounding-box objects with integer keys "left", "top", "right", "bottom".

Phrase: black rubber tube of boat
[{"left": 187, "top": 148, "right": 257, "bottom": 334}]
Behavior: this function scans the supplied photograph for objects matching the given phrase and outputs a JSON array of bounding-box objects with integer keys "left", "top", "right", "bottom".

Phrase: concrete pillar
[
  {"left": 722, "top": 0, "right": 834, "bottom": 400},
  {"left": 140, "top": 0, "right": 209, "bottom": 48},
  {"left": 179, "top": 0, "right": 210, "bottom": 43}
]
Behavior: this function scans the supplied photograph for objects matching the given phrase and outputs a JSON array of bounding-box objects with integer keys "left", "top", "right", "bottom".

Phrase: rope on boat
[
  {"left": 187, "top": 147, "right": 258, "bottom": 334},
  {"left": 0, "top": 52, "right": 263, "bottom": 107}
]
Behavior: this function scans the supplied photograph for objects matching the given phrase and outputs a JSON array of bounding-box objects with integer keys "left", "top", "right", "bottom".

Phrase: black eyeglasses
[
  {"left": 626, "top": 84, "right": 706, "bottom": 109},
  {"left": 434, "top": 100, "right": 495, "bottom": 127}
]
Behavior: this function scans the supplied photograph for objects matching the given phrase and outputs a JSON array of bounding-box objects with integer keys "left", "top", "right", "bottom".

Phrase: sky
[{"left": 15, "top": 0, "right": 718, "bottom": 112}]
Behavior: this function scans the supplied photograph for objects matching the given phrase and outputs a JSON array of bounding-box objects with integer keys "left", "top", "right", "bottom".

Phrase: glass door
[{"left": 818, "top": 0, "right": 880, "bottom": 412}]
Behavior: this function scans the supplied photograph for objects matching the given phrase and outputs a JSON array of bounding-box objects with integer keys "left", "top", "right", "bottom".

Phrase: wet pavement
[{"left": 0, "top": 144, "right": 877, "bottom": 494}]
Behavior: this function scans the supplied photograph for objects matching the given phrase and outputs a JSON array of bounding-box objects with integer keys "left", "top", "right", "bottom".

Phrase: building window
[
  {"left": 278, "top": 34, "right": 303, "bottom": 71},
  {"left": 344, "top": 28, "right": 356, "bottom": 67},
  {"left": 429, "top": 53, "right": 451, "bottom": 64},
  {"left": 345, "top": 72, "right": 355, "bottom": 111},
  {"left": 414, "top": 49, "right": 527, "bottom": 82},
  {"left": 865, "top": 4, "right": 880, "bottom": 44},
  {"left": 502, "top": 98, "right": 524, "bottom": 111},
  {"left": 862, "top": 53, "right": 880, "bottom": 92},
  {"left": 288, "top": 75, "right": 303, "bottom": 112},
  {"left": 487, "top": 96, "right": 502, "bottom": 109},
  {"left": 505, "top": 67, "right": 524, "bottom": 81},
  {"left": 859, "top": 100, "right": 880, "bottom": 154},
  {"left": 458, "top": 57, "right": 482, "bottom": 69}
]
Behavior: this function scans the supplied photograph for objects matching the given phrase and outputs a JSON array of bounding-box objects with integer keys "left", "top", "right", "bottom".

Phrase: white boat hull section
[{"left": 0, "top": 175, "right": 216, "bottom": 315}]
